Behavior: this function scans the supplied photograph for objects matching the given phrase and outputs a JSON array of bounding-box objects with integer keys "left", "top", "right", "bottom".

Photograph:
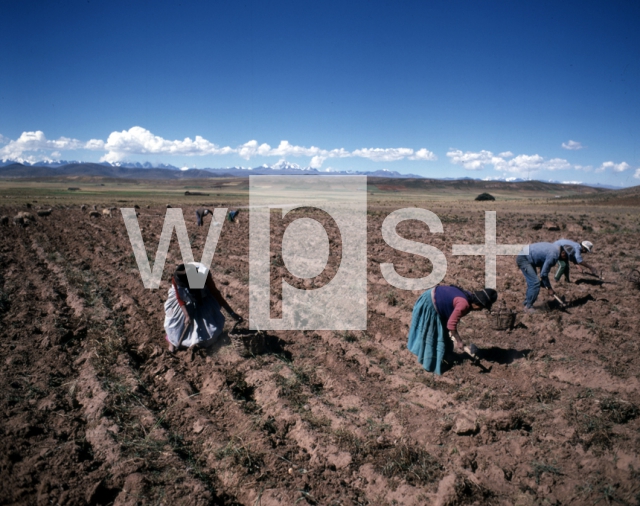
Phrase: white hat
[{"left": 581, "top": 240, "right": 593, "bottom": 253}]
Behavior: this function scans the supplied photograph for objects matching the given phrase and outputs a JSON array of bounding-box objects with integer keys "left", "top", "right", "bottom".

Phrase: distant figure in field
[
  {"left": 407, "top": 285, "right": 497, "bottom": 375},
  {"left": 553, "top": 239, "right": 597, "bottom": 282},
  {"left": 195, "top": 208, "right": 212, "bottom": 226},
  {"left": 516, "top": 242, "right": 572, "bottom": 313},
  {"left": 227, "top": 210, "right": 240, "bottom": 222}
]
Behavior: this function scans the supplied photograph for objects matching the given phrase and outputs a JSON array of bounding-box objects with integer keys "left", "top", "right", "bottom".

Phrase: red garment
[
  {"left": 172, "top": 278, "right": 185, "bottom": 307},
  {"left": 447, "top": 297, "right": 471, "bottom": 331}
]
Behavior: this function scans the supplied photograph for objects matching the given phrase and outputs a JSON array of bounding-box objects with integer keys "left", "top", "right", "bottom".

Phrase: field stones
[
  {"left": 81, "top": 205, "right": 87, "bottom": 211},
  {"left": 531, "top": 221, "right": 562, "bottom": 231},
  {"left": 13, "top": 211, "right": 36, "bottom": 226},
  {"left": 453, "top": 413, "right": 479, "bottom": 435},
  {"left": 89, "top": 211, "right": 101, "bottom": 218},
  {"left": 37, "top": 209, "right": 52, "bottom": 217},
  {"left": 102, "top": 209, "right": 112, "bottom": 217},
  {"left": 0, "top": 216, "right": 9, "bottom": 225}
]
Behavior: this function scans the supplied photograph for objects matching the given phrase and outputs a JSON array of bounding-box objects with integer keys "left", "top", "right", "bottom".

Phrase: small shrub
[
  {"left": 341, "top": 331, "right": 358, "bottom": 343},
  {"left": 600, "top": 397, "right": 639, "bottom": 424},
  {"left": 215, "top": 437, "right": 264, "bottom": 474},
  {"left": 528, "top": 461, "right": 562, "bottom": 485},
  {"left": 535, "top": 385, "right": 561, "bottom": 404},
  {"left": 378, "top": 442, "right": 443, "bottom": 485},
  {"left": 475, "top": 193, "right": 495, "bottom": 201}
]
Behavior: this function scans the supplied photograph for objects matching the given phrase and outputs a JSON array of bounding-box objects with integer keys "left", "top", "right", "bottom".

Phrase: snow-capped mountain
[
  {"left": 102, "top": 161, "right": 180, "bottom": 170},
  {"left": 0, "top": 158, "right": 83, "bottom": 168},
  {"left": 0, "top": 158, "right": 180, "bottom": 170},
  {"left": 258, "top": 160, "right": 304, "bottom": 171}
]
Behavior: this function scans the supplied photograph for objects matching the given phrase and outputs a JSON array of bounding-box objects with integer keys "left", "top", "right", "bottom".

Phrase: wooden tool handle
[{"left": 176, "top": 321, "right": 191, "bottom": 349}]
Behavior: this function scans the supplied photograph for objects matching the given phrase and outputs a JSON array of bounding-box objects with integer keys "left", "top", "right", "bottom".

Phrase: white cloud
[
  {"left": 0, "top": 134, "right": 7, "bottom": 144},
  {"left": 85, "top": 138, "right": 105, "bottom": 150},
  {"left": 409, "top": 148, "right": 437, "bottom": 161},
  {"left": 450, "top": 148, "right": 635, "bottom": 180},
  {"left": 0, "top": 130, "right": 87, "bottom": 160},
  {"left": 100, "top": 126, "right": 234, "bottom": 162},
  {"left": 446, "top": 149, "right": 497, "bottom": 170},
  {"left": 351, "top": 147, "right": 414, "bottom": 162},
  {"left": 545, "top": 158, "right": 572, "bottom": 171},
  {"left": 310, "top": 155, "right": 326, "bottom": 169},
  {"left": 562, "top": 181, "right": 583, "bottom": 185},
  {"left": 448, "top": 149, "right": 571, "bottom": 174},
  {"left": 500, "top": 154, "right": 545, "bottom": 173},
  {"left": 562, "top": 140, "right": 584, "bottom": 150},
  {"left": 596, "top": 161, "right": 631, "bottom": 173},
  {"left": 94, "top": 127, "right": 433, "bottom": 167},
  {"left": 634, "top": 168, "right": 640, "bottom": 179},
  {"left": 1, "top": 127, "right": 438, "bottom": 168}
]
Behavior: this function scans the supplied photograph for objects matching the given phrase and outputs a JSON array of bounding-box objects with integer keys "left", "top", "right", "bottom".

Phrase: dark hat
[{"left": 473, "top": 288, "right": 498, "bottom": 310}]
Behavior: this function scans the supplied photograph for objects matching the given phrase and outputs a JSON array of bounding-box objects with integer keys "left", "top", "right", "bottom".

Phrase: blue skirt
[{"left": 407, "top": 289, "right": 447, "bottom": 375}]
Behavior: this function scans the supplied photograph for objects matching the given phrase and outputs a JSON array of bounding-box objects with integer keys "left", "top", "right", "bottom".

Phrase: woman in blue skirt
[{"left": 407, "top": 286, "right": 497, "bottom": 375}]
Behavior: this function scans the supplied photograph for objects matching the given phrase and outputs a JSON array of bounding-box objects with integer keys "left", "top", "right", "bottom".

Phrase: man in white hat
[{"left": 553, "top": 239, "right": 597, "bottom": 282}]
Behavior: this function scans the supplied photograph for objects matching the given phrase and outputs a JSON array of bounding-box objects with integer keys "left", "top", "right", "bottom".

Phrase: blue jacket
[
  {"left": 520, "top": 242, "right": 561, "bottom": 288},
  {"left": 554, "top": 239, "right": 583, "bottom": 264}
]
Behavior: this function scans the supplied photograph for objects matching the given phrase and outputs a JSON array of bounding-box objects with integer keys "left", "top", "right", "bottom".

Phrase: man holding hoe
[
  {"left": 553, "top": 239, "right": 597, "bottom": 283},
  {"left": 516, "top": 242, "right": 573, "bottom": 313}
]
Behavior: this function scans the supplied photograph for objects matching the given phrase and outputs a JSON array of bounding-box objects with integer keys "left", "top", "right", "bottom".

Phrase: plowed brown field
[{"left": 1, "top": 195, "right": 640, "bottom": 505}]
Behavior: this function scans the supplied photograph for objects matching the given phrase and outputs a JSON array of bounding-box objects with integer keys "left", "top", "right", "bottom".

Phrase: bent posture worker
[
  {"left": 407, "top": 286, "right": 497, "bottom": 375},
  {"left": 553, "top": 239, "right": 597, "bottom": 282},
  {"left": 195, "top": 208, "right": 212, "bottom": 227},
  {"left": 517, "top": 243, "right": 572, "bottom": 313}
]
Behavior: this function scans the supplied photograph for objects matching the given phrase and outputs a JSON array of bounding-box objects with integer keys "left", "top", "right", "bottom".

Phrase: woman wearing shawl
[
  {"left": 164, "top": 262, "right": 242, "bottom": 352},
  {"left": 407, "top": 286, "right": 497, "bottom": 375}
]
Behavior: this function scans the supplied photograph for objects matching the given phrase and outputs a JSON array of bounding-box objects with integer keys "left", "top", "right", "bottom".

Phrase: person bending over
[
  {"left": 195, "top": 208, "right": 212, "bottom": 227},
  {"left": 553, "top": 239, "right": 596, "bottom": 282},
  {"left": 407, "top": 285, "right": 497, "bottom": 375},
  {"left": 164, "top": 262, "right": 242, "bottom": 352},
  {"left": 517, "top": 242, "right": 571, "bottom": 313}
]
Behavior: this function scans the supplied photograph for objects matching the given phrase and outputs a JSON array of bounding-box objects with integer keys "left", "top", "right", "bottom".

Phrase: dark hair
[{"left": 471, "top": 288, "right": 498, "bottom": 310}]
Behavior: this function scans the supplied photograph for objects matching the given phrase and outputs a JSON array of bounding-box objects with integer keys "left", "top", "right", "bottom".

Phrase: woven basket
[
  {"left": 489, "top": 303, "right": 516, "bottom": 331},
  {"left": 228, "top": 321, "right": 268, "bottom": 357},
  {"left": 628, "top": 269, "right": 640, "bottom": 290}
]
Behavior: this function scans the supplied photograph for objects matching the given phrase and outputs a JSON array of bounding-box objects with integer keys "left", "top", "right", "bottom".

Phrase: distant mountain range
[
  {"left": 0, "top": 158, "right": 627, "bottom": 189},
  {"left": 0, "top": 159, "right": 425, "bottom": 180},
  {"left": 0, "top": 158, "right": 181, "bottom": 170}
]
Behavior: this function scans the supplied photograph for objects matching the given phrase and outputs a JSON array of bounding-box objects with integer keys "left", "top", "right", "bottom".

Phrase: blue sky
[{"left": 1, "top": 0, "right": 639, "bottom": 185}]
